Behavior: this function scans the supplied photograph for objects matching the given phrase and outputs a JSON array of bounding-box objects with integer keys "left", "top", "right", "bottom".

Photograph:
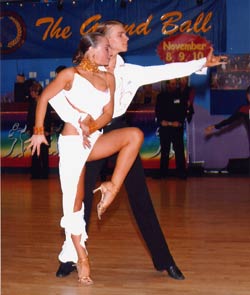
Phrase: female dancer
[{"left": 26, "top": 32, "right": 143, "bottom": 285}]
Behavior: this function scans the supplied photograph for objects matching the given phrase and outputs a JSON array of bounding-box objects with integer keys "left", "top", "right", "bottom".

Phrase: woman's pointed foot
[
  {"left": 76, "top": 257, "right": 93, "bottom": 286},
  {"left": 93, "top": 181, "right": 119, "bottom": 220}
]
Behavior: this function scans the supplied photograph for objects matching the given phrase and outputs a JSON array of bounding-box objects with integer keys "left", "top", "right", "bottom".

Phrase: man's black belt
[{"left": 107, "top": 114, "right": 126, "bottom": 126}]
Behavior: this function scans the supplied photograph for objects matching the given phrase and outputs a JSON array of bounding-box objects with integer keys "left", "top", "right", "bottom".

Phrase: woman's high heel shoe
[
  {"left": 76, "top": 257, "right": 93, "bottom": 286},
  {"left": 93, "top": 181, "right": 119, "bottom": 220}
]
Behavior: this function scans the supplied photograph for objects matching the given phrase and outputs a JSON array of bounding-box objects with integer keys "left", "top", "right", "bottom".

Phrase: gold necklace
[{"left": 79, "top": 58, "right": 100, "bottom": 73}]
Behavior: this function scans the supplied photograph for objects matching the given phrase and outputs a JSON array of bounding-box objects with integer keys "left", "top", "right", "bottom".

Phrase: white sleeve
[
  {"left": 126, "top": 58, "right": 207, "bottom": 87},
  {"left": 49, "top": 92, "right": 87, "bottom": 133}
]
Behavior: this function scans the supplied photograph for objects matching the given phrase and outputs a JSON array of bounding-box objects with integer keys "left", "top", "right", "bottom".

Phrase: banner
[
  {"left": 1, "top": 109, "right": 180, "bottom": 169},
  {"left": 0, "top": 0, "right": 227, "bottom": 59}
]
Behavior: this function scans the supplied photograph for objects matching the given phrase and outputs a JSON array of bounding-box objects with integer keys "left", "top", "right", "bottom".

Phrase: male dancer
[{"left": 53, "top": 21, "right": 227, "bottom": 280}]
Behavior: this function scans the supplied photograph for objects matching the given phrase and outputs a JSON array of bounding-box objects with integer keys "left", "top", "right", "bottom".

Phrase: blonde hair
[{"left": 96, "top": 20, "right": 125, "bottom": 36}]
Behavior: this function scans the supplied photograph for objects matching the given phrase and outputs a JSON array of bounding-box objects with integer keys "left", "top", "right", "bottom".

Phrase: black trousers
[
  {"left": 159, "top": 126, "right": 186, "bottom": 177},
  {"left": 84, "top": 116, "right": 175, "bottom": 270}
]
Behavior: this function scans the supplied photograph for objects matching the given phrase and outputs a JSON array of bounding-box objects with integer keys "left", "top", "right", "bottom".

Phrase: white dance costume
[{"left": 50, "top": 72, "right": 110, "bottom": 262}]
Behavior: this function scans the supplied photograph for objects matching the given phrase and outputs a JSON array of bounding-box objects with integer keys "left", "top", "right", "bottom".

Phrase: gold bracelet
[
  {"left": 89, "top": 122, "right": 98, "bottom": 134},
  {"left": 33, "top": 126, "right": 44, "bottom": 135}
]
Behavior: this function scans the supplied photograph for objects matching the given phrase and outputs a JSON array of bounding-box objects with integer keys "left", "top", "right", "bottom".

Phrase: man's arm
[
  {"left": 118, "top": 58, "right": 208, "bottom": 113},
  {"left": 126, "top": 58, "right": 207, "bottom": 88},
  {"left": 155, "top": 94, "right": 162, "bottom": 124},
  {"left": 205, "top": 110, "right": 242, "bottom": 135},
  {"left": 214, "top": 111, "right": 242, "bottom": 129},
  {"left": 125, "top": 48, "right": 226, "bottom": 89}
]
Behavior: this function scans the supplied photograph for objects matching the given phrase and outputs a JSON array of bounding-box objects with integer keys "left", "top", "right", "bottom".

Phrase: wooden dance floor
[{"left": 1, "top": 173, "right": 250, "bottom": 295}]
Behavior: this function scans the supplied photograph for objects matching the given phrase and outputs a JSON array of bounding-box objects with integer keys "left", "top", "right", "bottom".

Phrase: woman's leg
[
  {"left": 88, "top": 127, "right": 144, "bottom": 217},
  {"left": 58, "top": 135, "right": 95, "bottom": 284},
  {"left": 70, "top": 167, "right": 93, "bottom": 285},
  {"left": 88, "top": 127, "right": 143, "bottom": 187}
]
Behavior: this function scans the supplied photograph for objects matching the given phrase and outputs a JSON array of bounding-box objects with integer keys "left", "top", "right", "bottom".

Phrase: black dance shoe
[
  {"left": 166, "top": 265, "right": 185, "bottom": 280},
  {"left": 56, "top": 262, "right": 76, "bottom": 277}
]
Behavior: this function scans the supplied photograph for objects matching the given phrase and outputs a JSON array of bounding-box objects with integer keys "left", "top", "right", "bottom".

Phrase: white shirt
[{"left": 104, "top": 55, "right": 207, "bottom": 118}]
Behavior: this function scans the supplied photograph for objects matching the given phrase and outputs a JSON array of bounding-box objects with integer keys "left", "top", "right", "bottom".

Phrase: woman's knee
[{"left": 129, "top": 128, "right": 144, "bottom": 146}]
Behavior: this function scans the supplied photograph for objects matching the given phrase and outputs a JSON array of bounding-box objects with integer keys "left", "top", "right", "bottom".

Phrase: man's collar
[
  {"left": 98, "top": 54, "right": 125, "bottom": 72},
  {"left": 116, "top": 54, "right": 125, "bottom": 66}
]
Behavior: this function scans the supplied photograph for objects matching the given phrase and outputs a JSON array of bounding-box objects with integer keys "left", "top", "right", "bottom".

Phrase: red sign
[{"left": 157, "top": 33, "right": 211, "bottom": 63}]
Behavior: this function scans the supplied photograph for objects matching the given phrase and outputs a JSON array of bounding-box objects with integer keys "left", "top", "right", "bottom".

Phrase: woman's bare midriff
[{"left": 61, "top": 122, "right": 80, "bottom": 136}]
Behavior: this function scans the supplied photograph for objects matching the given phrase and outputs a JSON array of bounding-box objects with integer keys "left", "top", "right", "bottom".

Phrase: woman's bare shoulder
[{"left": 54, "top": 67, "right": 76, "bottom": 85}]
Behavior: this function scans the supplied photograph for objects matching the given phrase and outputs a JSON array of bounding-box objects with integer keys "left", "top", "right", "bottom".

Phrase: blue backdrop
[{"left": 1, "top": 0, "right": 226, "bottom": 59}]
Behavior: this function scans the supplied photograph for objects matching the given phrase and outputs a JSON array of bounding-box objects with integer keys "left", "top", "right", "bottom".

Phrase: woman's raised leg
[{"left": 88, "top": 127, "right": 144, "bottom": 219}]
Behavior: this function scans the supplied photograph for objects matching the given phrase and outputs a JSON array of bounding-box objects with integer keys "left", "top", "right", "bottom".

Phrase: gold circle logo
[{"left": 0, "top": 11, "right": 27, "bottom": 55}]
